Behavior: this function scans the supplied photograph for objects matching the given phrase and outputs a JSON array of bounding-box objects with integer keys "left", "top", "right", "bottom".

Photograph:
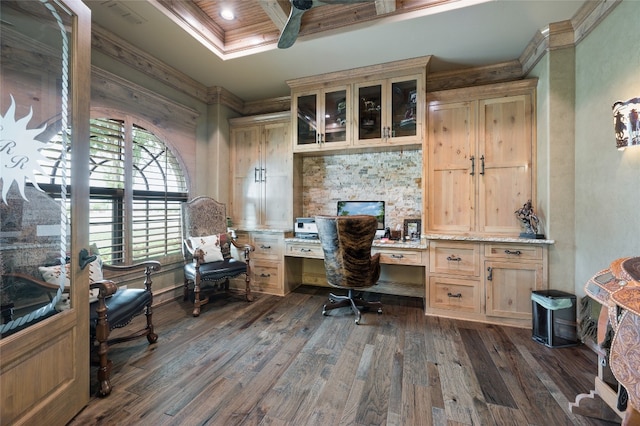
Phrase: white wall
[{"left": 574, "top": 0, "right": 640, "bottom": 292}]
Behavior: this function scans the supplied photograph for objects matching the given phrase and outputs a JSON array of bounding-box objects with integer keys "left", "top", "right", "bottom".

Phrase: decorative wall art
[{"left": 612, "top": 97, "right": 640, "bottom": 150}]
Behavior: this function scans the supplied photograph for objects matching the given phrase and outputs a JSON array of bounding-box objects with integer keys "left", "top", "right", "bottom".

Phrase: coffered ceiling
[{"left": 85, "top": 0, "right": 588, "bottom": 102}]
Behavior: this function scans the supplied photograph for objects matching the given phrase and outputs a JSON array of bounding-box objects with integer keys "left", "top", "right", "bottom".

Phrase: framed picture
[{"left": 403, "top": 218, "right": 421, "bottom": 241}]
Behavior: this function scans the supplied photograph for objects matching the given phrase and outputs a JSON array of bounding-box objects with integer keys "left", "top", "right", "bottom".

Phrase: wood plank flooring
[{"left": 69, "top": 286, "right": 619, "bottom": 426}]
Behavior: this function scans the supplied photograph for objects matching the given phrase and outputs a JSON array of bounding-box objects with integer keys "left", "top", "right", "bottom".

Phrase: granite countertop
[
  {"left": 285, "top": 237, "right": 428, "bottom": 249},
  {"left": 424, "top": 234, "right": 555, "bottom": 245}
]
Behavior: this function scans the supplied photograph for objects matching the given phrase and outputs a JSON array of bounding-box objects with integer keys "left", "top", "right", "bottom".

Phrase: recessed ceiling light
[{"left": 220, "top": 8, "right": 234, "bottom": 21}]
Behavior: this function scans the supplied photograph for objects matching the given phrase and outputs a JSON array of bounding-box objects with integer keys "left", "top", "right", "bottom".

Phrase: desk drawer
[
  {"left": 430, "top": 241, "right": 481, "bottom": 276},
  {"left": 252, "top": 233, "right": 283, "bottom": 260},
  {"left": 251, "top": 261, "right": 282, "bottom": 294},
  {"left": 484, "top": 243, "right": 543, "bottom": 261},
  {"left": 429, "top": 276, "right": 481, "bottom": 313},
  {"left": 286, "top": 243, "right": 324, "bottom": 259},
  {"left": 375, "top": 248, "right": 423, "bottom": 265}
]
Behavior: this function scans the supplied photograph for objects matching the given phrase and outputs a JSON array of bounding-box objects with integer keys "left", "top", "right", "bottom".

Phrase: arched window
[{"left": 40, "top": 117, "right": 188, "bottom": 264}]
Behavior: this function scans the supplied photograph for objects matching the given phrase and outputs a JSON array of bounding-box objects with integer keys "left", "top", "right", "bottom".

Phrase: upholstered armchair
[
  {"left": 315, "top": 215, "right": 382, "bottom": 324},
  {"left": 181, "top": 196, "right": 254, "bottom": 317},
  {"left": 1, "top": 254, "right": 160, "bottom": 397}
]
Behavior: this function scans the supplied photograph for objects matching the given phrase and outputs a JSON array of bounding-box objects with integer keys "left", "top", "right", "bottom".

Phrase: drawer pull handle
[
  {"left": 504, "top": 249, "right": 521, "bottom": 256},
  {"left": 260, "top": 273, "right": 271, "bottom": 278},
  {"left": 260, "top": 245, "right": 272, "bottom": 250},
  {"left": 300, "top": 248, "right": 312, "bottom": 252},
  {"left": 391, "top": 254, "right": 404, "bottom": 259},
  {"left": 447, "top": 255, "right": 462, "bottom": 262},
  {"left": 487, "top": 266, "right": 493, "bottom": 281},
  {"left": 447, "top": 292, "right": 462, "bottom": 298}
]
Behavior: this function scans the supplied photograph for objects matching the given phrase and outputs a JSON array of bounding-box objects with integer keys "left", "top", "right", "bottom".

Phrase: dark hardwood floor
[{"left": 69, "top": 286, "right": 620, "bottom": 425}]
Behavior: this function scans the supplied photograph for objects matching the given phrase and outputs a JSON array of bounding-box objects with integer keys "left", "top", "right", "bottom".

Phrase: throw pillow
[
  {"left": 188, "top": 234, "right": 224, "bottom": 263},
  {"left": 39, "top": 255, "right": 104, "bottom": 305}
]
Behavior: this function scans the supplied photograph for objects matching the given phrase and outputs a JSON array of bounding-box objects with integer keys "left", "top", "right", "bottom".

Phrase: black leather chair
[
  {"left": 315, "top": 215, "right": 382, "bottom": 324},
  {"left": 1, "top": 260, "right": 161, "bottom": 397},
  {"left": 181, "top": 197, "right": 254, "bottom": 317}
]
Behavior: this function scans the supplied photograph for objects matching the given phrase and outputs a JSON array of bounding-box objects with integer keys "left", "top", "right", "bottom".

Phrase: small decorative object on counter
[{"left": 515, "top": 200, "right": 545, "bottom": 239}]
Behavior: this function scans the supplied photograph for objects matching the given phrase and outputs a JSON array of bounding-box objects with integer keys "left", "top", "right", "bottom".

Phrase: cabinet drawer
[
  {"left": 374, "top": 248, "right": 423, "bottom": 265},
  {"left": 252, "top": 233, "right": 283, "bottom": 260},
  {"left": 484, "top": 243, "right": 543, "bottom": 261},
  {"left": 429, "top": 276, "right": 481, "bottom": 313},
  {"left": 286, "top": 242, "right": 324, "bottom": 259},
  {"left": 252, "top": 262, "right": 282, "bottom": 294},
  {"left": 430, "top": 242, "right": 481, "bottom": 276}
]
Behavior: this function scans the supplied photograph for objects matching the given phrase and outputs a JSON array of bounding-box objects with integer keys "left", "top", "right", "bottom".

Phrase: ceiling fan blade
[
  {"left": 277, "top": 1, "right": 312, "bottom": 49},
  {"left": 277, "top": 0, "right": 373, "bottom": 49}
]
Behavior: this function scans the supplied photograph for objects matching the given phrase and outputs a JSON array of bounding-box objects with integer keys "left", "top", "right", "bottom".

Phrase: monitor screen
[{"left": 336, "top": 200, "right": 385, "bottom": 230}]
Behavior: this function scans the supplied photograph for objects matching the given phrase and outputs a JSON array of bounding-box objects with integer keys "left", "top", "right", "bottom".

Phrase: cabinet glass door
[
  {"left": 323, "top": 89, "right": 348, "bottom": 143},
  {"left": 357, "top": 84, "right": 382, "bottom": 141},
  {"left": 390, "top": 79, "right": 417, "bottom": 138},
  {"left": 295, "top": 93, "right": 317, "bottom": 146}
]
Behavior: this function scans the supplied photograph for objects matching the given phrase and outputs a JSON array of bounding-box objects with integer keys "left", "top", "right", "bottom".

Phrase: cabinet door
[
  {"left": 293, "top": 87, "right": 350, "bottom": 152},
  {"left": 262, "top": 121, "right": 291, "bottom": 228},
  {"left": 478, "top": 95, "right": 533, "bottom": 234},
  {"left": 388, "top": 75, "right": 421, "bottom": 144},
  {"left": 231, "top": 125, "right": 261, "bottom": 228},
  {"left": 293, "top": 91, "right": 318, "bottom": 149},
  {"left": 427, "top": 101, "right": 476, "bottom": 233},
  {"left": 485, "top": 261, "right": 543, "bottom": 319},
  {"left": 355, "top": 80, "right": 384, "bottom": 143},
  {"left": 323, "top": 87, "right": 350, "bottom": 145}
]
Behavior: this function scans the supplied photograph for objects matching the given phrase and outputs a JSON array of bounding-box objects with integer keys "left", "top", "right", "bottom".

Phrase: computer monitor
[{"left": 336, "top": 200, "right": 385, "bottom": 230}]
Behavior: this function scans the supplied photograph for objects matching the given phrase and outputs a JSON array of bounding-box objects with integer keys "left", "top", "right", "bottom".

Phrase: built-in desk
[{"left": 284, "top": 238, "right": 428, "bottom": 300}]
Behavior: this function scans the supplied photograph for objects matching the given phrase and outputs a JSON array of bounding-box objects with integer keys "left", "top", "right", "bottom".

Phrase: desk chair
[{"left": 315, "top": 215, "right": 382, "bottom": 324}]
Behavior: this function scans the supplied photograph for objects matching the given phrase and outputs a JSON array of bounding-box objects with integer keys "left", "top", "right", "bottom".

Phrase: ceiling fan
[{"left": 278, "top": 0, "right": 374, "bottom": 49}]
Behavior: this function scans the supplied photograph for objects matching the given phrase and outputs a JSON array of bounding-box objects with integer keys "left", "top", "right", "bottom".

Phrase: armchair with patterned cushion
[
  {"left": 181, "top": 196, "right": 254, "bottom": 317},
  {"left": 1, "top": 252, "right": 160, "bottom": 397}
]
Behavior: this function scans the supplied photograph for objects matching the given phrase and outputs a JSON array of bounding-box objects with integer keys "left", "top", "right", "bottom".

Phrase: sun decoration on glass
[
  {"left": 612, "top": 97, "right": 640, "bottom": 151},
  {"left": 0, "top": 94, "right": 50, "bottom": 205}
]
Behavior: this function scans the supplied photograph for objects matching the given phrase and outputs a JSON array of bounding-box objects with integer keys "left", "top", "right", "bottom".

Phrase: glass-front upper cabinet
[
  {"left": 354, "top": 74, "right": 423, "bottom": 147},
  {"left": 293, "top": 85, "right": 351, "bottom": 152}
]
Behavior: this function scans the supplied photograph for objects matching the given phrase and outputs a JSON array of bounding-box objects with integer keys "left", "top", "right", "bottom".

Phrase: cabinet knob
[
  {"left": 504, "top": 249, "right": 521, "bottom": 256},
  {"left": 447, "top": 292, "right": 462, "bottom": 298},
  {"left": 260, "top": 273, "right": 271, "bottom": 278},
  {"left": 470, "top": 156, "right": 475, "bottom": 176},
  {"left": 260, "top": 245, "right": 271, "bottom": 250},
  {"left": 391, "top": 254, "right": 404, "bottom": 259},
  {"left": 446, "top": 255, "right": 462, "bottom": 262},
  {"left": 487, "top": 266, "right": 493, "bottom": 281}
]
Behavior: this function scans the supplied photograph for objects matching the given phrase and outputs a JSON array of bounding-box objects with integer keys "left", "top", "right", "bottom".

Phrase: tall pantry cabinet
[
  {"left": 426, "top": 79, "right": 536, "bottom": 236},
  {"left": 229, "top": 112, "right": 292, "bottom": 230}
]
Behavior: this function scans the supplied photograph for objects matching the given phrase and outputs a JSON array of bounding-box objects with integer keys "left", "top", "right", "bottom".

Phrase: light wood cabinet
[
  {"left": 292, "top": 85, "right": 351, "bottom": 152},
  {"left": 483, "top": 243, "right": 545, "bottom": 320},
  {"left": 288, "top": 56, "right": 430, "bottom": 154},
  {"left": 230, "top": 112, "right": 291, "bottom": 229},
  {"left": 354, "top": 73, "right": 423, "bottom": 147},
  {"left": 426, "top": 239, "right": 548, "bottom": 327},
  {"left": 426, "top": 80, "right": 536, "bottom": 235},
  {"left": 234, "top": 231, "right": 290, "bottom": 296}
]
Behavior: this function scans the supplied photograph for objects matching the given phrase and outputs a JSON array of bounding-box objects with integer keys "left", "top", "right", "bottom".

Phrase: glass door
[{"left": 1, "top": 0, "right": 91, "bottom": 424}]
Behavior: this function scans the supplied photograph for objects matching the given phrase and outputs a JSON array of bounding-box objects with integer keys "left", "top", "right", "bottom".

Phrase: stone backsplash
[{"left": 301, "top": 149, "right": 422, "bottom": 231}]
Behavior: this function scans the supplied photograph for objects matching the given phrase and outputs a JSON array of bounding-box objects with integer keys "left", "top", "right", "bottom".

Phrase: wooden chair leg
[
  {"left": 183, "top": 278, "right": 190, "bottom": 301},
  {"left": 95, "top": 299, "right": 112, "bottom": 397},
  {"left": 193, "top": 279, "right": 201, "bottom": 317},
  {"left": 244, "top": 274, "right": 254, "bottom": 302}
]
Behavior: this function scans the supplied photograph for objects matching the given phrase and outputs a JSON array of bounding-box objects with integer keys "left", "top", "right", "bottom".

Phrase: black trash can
[{"left": 531, "top": 290, "right": 579, "bottom": 348}]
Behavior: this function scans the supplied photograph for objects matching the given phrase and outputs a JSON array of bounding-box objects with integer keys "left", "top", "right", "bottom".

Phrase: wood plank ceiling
[{"left": 155, "top": 0, "right": 451, "bottom": 56}]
